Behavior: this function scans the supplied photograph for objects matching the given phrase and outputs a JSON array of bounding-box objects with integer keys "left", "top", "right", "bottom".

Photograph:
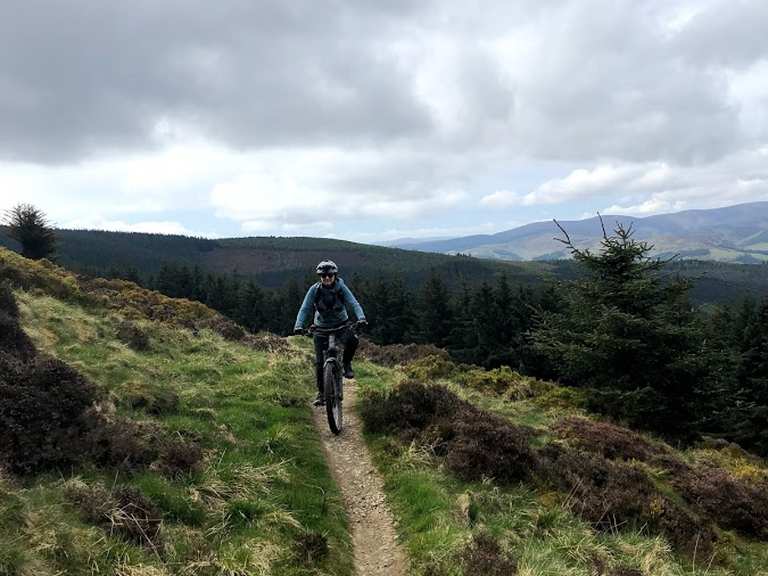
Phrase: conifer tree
[
  {"left": 420, "top": 270, "right": 452, "bottom": 346},
  {"left": 3, "top": 203, "right": 56, "bottom": 260},
  {"left": 532, "top": 219, "right": 702, "bottom": 437}
]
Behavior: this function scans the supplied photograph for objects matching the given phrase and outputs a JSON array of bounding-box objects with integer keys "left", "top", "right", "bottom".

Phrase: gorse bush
[
  {"left": 357, "top": 339, "right": 450, "bottom": 367},
  {"left": 402, "top": 354, "right": 459, "bottom": 381}
]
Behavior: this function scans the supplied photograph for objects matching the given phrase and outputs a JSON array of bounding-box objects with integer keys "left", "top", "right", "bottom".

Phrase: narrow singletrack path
[{"left": 312, "top": 380, "right": 407, "bottom": 576}]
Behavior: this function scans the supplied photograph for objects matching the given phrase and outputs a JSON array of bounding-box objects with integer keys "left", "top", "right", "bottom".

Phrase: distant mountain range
[
  {"left": 393, "top": 201, "right": 768, "bottom": 264},
  {"left": 3, "top": 202, "right": 768, "bottom": 303}
]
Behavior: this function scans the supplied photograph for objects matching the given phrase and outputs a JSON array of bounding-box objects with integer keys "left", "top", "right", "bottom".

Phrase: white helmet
[{"left": 316, "top": 260, "right": 338, "bottom": 275}]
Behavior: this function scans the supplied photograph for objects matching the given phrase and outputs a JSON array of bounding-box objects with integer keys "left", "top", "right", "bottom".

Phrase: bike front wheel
[{"left": 324, "top": 361, "right": 343, "bottom": 434}]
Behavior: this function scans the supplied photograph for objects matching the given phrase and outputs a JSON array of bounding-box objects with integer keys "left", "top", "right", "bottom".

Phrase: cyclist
[{"left": 294, "top": 260, "right": 367, "bottom": 406}]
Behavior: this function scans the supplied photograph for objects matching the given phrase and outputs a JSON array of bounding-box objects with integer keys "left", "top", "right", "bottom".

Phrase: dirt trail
[{"left": 312, "top": 381, "right": 407, "bottom": 576}]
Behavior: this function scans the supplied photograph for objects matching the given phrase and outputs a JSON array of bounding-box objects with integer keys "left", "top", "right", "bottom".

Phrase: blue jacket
[{"left": 294, "top": 277, "right": 366, "bottom": 330}]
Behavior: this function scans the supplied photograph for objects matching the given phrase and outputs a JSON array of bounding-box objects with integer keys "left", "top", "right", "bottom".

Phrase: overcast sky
[{"left": 1, "top": 0, "right": 767, "bottom": 242}]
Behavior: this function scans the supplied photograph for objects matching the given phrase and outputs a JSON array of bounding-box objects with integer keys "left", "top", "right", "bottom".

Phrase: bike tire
[{"left": 324, "top": 361, "right": 343, "bottom": 434}]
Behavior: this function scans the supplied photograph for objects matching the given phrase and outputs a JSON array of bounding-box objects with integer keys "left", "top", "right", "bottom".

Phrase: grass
[
  {"left": 354, "top": 360, "right": 768, "bottom": 576},
  {"left": 3, "top": 290, "right": 354, "bottom": 576}
]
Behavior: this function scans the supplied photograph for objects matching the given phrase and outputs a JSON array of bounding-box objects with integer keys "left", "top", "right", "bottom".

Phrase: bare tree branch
[
  {"left": 553, "top": 218, "right": 574, "bottom": 248},
  {"left": 597, "top": 212, "right": 608, "bottom": 240}
]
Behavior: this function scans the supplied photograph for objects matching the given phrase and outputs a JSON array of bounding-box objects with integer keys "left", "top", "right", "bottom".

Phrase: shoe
[
  {"left": 312, "top": 393, "right": 325, "bottom": 407},
  {"left": 343, "top": 362, "right": 354, "bottom": 379}
]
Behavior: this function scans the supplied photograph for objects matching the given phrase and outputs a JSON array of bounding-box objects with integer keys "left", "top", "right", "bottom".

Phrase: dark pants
[{"left": 313, "top": 326, "right": 358, "bottom": 395}]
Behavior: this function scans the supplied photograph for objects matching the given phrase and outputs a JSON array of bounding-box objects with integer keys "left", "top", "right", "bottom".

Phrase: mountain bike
[{"left": 307, "top": 321, "right": 364, "bottom": 435}]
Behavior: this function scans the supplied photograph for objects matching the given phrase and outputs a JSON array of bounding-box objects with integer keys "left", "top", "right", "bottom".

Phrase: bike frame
[{"left": 307, "top": 321, "right": 362, "bottom": 434}]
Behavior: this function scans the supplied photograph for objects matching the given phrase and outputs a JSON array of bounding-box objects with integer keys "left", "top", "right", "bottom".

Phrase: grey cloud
[
  {"left": 0, "top": 0, "right": 766, "bottom": 170},
  {"left": 0, "top": 0, "right": 433, "bottom": 162},
  {"left": 674, "top": 0, "right": 768, "bottom": 68}
]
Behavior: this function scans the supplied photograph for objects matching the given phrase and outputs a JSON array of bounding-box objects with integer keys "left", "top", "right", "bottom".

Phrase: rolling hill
[
  {"left": 2, "top": 225, "right": 768, "bottom": 305},
  {"left": 395, "top": 201, "right": 768, "bottom": 264},
  {"left": 0, "top": 227, "right": 550, "bottom": 290}
]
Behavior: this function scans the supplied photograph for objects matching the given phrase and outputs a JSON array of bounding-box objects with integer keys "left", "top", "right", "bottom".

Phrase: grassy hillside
[
  {"left": 353, "top": 349, "right": 768, "bottom": 576},
  {"left": 4, "top": 248, "right": 768, "bottom": 575},
  {"left": 0, "top": 250, "right": 353, "bottom": 575}
]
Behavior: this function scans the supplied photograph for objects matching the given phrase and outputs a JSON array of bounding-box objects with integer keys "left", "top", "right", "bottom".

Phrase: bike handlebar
[{"left": 305, "top": 320, "right": 366, "bottom": 336}]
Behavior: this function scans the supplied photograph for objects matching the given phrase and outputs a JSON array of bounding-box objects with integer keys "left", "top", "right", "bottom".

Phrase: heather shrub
[
  {"left": 537, "top": 444, "right": 655, "bottom": 528},
  {"left": 0, "top": 248, "right": 84, "bottom": 302},
  {"left": 0, "top": 282, "right": 35, "bottom": 360},
  {"left": 0, "top": 354, "right": 100, "bottom": 474},
  {"left": 359, "top": 380, "right": 465, "bottom": 439},
  {"left": 552, "top": 416, "right": 670, "bottom": 463},
  {"left": 673, "top": 463, "right": 768, "bottom": 539},
  {"left": 446, "top": 416, "right": 537, "bottom": 484},
  {"left": 87, "top": 416, "right": 202, "bottom": 477},
  {"left": 460, "top": 532, "right": 517, "bottom": 576},
  {"left": 360, "top": 381, "right": 538, "bottom": 483},
  {"left": 153, "top": 431, "right": 204, "bottom": 478},
  {"left": 536, "top": 442, "right": 716, "bottom": 556}
]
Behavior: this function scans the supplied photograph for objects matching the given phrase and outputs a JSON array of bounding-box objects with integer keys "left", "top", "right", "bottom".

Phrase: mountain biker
[{"left": 293, "top": 260, "right": 367, "bottom": 406}]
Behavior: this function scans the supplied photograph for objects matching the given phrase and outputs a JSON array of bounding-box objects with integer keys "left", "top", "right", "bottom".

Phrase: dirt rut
[{"left": 312, "top": 381, "right": 407, "bottom": 576}]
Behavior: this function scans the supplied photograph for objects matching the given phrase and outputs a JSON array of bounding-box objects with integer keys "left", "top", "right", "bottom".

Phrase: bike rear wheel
[{"left": 324, "top": 361, "right": 343, "bottom": 434}]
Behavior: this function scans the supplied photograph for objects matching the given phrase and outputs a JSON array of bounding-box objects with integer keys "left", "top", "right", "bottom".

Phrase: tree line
[{"left": 5, "top": 204, "right": 768, "bottom": 456}]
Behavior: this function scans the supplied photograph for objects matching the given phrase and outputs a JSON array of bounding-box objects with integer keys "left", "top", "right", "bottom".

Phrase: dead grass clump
[
  {"left": 63, "top": 480, "right": 163, "bottom": 549},
  {"left": 122, "top": 382, "right": 180, "bottom": 415},
  {"left": 673, "top": 463, "right": 768, "bottom": 539},
  {"left": 111, "top": 485, "right": 163, "bottom": 547},
  {"left": 117, "top": 321, "right": 151, "bottom": 351},
  {"left": 460, "top": 532, "right": 517, "bottom": 576},
  {"left": 552, "top": 416, "right": 670, "bottom": 463},
  {"left": 247, "top": 332, "right": 290, "bottom": 353},
  {"left": 153, "top": 432, "right": 204, "bottom": 478},
  {"left": 295, "top": 530, "right": 329, "bottom": 565},
  {"left": 357, "top": 338, "right": 450, "bottom": 367}
]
